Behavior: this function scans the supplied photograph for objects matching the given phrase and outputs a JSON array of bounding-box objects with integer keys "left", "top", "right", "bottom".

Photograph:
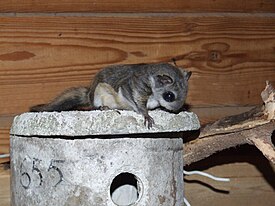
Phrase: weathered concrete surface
[
  {"left": 10, "top": 110, "right": 200, "bottom": 136},
  {"left": 10, "top": 110, "right": 200, "bottom": 206},
  {"left": 11, "top": 137, "right": 184, "bottom": 206}
]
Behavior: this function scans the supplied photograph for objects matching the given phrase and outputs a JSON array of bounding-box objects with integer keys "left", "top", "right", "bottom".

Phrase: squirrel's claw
[{"left": 144, "top": 114, "right": 155, "bottom": 129}]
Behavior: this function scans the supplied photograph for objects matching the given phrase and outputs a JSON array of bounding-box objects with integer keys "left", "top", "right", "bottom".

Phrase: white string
[
  {"left": 0, "top": 154, "right": 10, "bottom": 158},
  {"left": 184, "top": 197, "right": 191, "bottom": 206},
  {"left": 183, "top": 170, "right": 230, "bottom": 206},
  {"left": 184, "top": 170, "right": 230, "bottom": 182}
]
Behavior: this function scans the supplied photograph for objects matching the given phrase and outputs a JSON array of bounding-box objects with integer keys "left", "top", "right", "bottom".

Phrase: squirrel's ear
[
  {"left": 185, "top": 71, "right": 192, "bottom": 81},
  {"left": 180, "top": 68, "right": 192, "bottom": 81},
  {"left": 156, "top": 74, "right": 173, "bottom": 85}
]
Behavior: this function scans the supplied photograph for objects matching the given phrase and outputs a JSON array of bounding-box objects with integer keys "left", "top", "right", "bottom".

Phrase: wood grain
[
  {"left": 191, "top": 106, "right": 255, "bottom": 125},
  {"left": 0, "top": 157, "right": 9, "bottom": 164},
  {"left": 0, "top": 0, "right": 274, "bottom": 13},
  {"left": 0, "top": 165, "right": 10, "bottom": 206},
  {"left": 0, "top": 116, "right": 11, "bottom": 161},
  {"left": 0, "top": 129, "right": 10, "bottom": 153},
  {"left": 185, "top": 147, "right": 275, "bottom": 206},
  {"left": 185, "top": 166, "right": 275, "bottom": 206},
  {"left": 0, "top": 16, "right": 274, "bottom": 116}
]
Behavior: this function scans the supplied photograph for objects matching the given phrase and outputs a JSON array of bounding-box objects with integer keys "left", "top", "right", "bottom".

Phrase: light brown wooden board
[
  {"left": 0, "top": 15, "right": 275, "bottom": 116},
  {"left": 0, "top": 131, "right": 10, "bottom": 157},
  {"left": 191, "top": 106, "right": 255, "bottom": 125},
  {"left": 185, "top": 167, "right": 275, "bottom": 206},
  {"left": 0, "top": 165, "right": 10, "bottom": 206},
  {"left": 0, "top": 117, "right": 11, "bottom": 159},
  {"left": 0, "top": 0, "right": 274, "bottom": 13},
  {"left": 185, "top": 147, "right": 275, "bottom": 206}
]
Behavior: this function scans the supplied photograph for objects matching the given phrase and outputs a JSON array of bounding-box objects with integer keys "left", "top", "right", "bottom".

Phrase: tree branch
[{"left": 184, "top": 81, "right": 275, "bottom": 166}]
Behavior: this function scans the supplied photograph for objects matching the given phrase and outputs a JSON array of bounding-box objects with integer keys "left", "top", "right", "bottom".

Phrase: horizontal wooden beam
[
  {"left": 0, "top": 129, "right": 10, "bottom": 155},
  {"left": 0, "top": 0, "right": 274, "bottom": 13}
]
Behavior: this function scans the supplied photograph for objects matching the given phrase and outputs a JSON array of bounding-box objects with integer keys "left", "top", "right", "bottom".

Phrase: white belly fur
[
  {"left": 146, "top": 94, "right": 160, "bottom": 109},
  {"left": 93, "top": 83, "right": 132, "bottom": 110}
]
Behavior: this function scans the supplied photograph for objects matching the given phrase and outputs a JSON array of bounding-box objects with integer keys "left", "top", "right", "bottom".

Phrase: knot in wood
[{"left": 208, "top": 50, "right": 221, "bottom": 62}]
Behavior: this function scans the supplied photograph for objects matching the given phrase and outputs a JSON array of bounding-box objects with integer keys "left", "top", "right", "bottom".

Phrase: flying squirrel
[{"left": 30, "top": 63, "right": 192, "bottom": 128}]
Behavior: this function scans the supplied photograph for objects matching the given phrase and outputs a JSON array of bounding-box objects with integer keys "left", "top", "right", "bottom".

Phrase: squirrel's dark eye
[{"left": 163, "top": 91, "right": 175, "bottom": 102}]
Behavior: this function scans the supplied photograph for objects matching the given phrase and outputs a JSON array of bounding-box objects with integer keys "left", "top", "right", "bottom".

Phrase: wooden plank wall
[
  {"left": 0, "top": 0, "right": 275, "bottom": 204},
  {"left": 0, "top": 0, "right": 275, "bottom": 12}
]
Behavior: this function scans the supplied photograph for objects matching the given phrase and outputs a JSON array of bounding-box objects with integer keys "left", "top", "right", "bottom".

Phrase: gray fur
[{"left": 30, "top": 63, "right": 191, "bottom": 128}]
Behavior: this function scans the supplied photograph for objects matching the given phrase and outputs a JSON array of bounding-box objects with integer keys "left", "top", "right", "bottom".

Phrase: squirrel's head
[{"left": 150, "top": 64, "right": 192, "bottom": 112}]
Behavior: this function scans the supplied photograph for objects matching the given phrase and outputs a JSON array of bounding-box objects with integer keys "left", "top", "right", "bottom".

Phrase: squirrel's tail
[{"left": 30, "top": 87, "right": 90, "bottom": 112}]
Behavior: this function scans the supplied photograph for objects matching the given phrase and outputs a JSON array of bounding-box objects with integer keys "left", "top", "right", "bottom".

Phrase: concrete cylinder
[{"left": 10, "top": 110, "right": 200, "bottom": 206}]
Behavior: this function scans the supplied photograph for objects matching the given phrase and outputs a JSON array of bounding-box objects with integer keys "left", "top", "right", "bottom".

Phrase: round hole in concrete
[{"left": 110, "top": 172, "right": 142, "bottom": 206}]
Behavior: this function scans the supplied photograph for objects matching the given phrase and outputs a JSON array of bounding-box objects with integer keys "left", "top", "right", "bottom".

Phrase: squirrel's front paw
[{"left": 143, "top": 114, "right": 155, "bottom": 129}]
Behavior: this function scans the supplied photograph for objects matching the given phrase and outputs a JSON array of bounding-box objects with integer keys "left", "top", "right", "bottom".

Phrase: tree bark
[{"left": 184, "top": 81, "right": 275, "bottom": 165}]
